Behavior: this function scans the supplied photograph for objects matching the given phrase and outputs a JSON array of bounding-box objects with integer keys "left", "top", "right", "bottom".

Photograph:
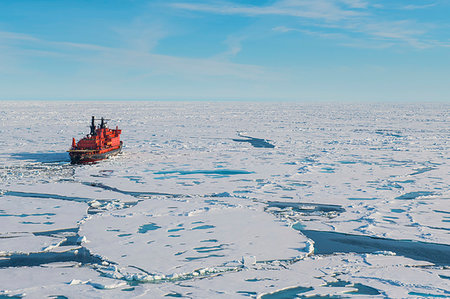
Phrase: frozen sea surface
[{"left": 0, "top": 101, "right": 449, "bottom": 298}]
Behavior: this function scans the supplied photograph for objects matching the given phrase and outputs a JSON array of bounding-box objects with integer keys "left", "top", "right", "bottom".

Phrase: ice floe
[{"left": 80, "top": 196, "right": 310, "bottom": 277}]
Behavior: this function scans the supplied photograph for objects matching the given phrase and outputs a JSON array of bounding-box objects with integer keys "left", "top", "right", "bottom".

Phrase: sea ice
[{"left": 0, "top": 101, "right": 448, "bottom": 297}]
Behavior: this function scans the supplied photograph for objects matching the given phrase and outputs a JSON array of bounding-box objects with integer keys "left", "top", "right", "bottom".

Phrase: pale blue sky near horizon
[{"left": 0, "top": 0, "right": 449, "bottom": 102}]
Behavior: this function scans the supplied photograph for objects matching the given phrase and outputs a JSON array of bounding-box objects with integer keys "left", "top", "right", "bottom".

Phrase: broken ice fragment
[{"left": 242, "top": 255, "right": 256, "bottom": 267}]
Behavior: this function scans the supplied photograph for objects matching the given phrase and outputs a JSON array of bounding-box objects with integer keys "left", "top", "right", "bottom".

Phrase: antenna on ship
[{"left": 99, "top": 117, "right": 110, "bottom": 129}]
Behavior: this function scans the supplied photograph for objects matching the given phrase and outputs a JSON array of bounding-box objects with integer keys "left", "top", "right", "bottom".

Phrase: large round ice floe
[{"left": 80, "top": 197, "right": 309, "bottom": 276}]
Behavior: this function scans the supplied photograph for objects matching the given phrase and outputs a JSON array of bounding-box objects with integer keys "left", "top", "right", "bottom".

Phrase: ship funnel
[{"left": 90, "top": 116, "right": 96, "bottom": 135}]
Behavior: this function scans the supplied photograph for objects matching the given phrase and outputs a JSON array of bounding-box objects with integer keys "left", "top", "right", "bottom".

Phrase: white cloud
[
  {"left": 338, "top": 0, "right": 369, "bottom": 9},
  {"left": 273, "top": 18, "right": 440, "bottom": 49},
  {"left": 356, "top": 20, "right": 433, "bottom": 49},
  {"left": 171, "top": 0, "right": 367, "bottom": 21},
  {"left": 273, "top": 26, "right": 345, "bottom": 39},
  {"left": 0, "top": 30, "right": 270, "bottom": 80},
  {"left": 0, "top": 31, "right": 39, "bottom": 42},
  {"left": 113, "top": 18, "right": 169, "bottom": 53},
  {"left": 272, "top": 25, "right": 396, "bottom": 49},
  {"left": 401, "top": 3, "right": 437, "bottom": 10},
  {"left": 172, "top": 0, "right": 446, "bottom": 50},
  {"left": 219, "top": 35, "right": 245, "bottom": 58}
]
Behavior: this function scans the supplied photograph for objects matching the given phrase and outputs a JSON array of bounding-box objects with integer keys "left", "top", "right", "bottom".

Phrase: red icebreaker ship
[{"left": 69, "top": 116, "right": 122, "bottom": 164}]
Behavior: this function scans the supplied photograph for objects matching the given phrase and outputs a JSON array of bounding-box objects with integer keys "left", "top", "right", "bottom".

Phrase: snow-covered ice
[
  {"left": 80, "top": 196, "right": 310, "bottom": 277},
  {"left": 0, "top": 101, "right": 449, "bottom": 297}
]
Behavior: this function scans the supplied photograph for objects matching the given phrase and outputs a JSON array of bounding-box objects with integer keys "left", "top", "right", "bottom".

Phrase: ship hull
[{"left": 69, "top": 144, "right": 122, "bottom": 164}]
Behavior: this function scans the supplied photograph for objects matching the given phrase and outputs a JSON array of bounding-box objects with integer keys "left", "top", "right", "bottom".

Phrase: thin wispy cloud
[
  {"left": 272, "top": 25, "right": 396, "bottom": 49},
  {"left": 0, "top": 31, "right": 111, "bottom": 52},
  {"left": 339, "top": 0, "right": 369, "bottom": 9},
  {"left": 401, "top": 3, "right": 437, "bottom": 10},
  {"left": 219, "top": 35, "right": 245, "bottom": 58},
  {"left": 0, "top": 30, "right": 269, "bottom": 80},
  {"left": 273, "top": 26, "right": 346, "bottom": 40},
  {"left": 172, "top": 0, "right": 447, "bottom": 49},
  {"left": 279, "top": 20, "right": 436, "bottom": 49},
  {"left": 0, "top": 31, "right": 39, "bottom": 42},
  {"left": 113, "top": 19, "right": 169, "bottom": 53},
  {"left": 360, "top": 20, "right": 431, "bottom": 48},
  {"left": 171, "top": 0, "right": 368, "bottom": 21}
]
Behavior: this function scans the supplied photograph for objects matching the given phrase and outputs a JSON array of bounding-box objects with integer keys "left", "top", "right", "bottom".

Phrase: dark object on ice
[
  {"left": 68, "top": 116, "right": 122, "bottom": 164},
  {"left": 233, "top": 133, "right": 275, "bottom": 148}
]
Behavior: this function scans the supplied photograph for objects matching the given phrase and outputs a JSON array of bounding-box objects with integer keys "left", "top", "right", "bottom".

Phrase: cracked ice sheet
[
  {"left": 0, "top": 234, "right": 62, "bottom": 256},
  {"left": 0, "top": 196, "right": 86, "bottom": 255},
  {"left": 316, "top": 196, "right": 450, "bottom": 245},
  {"left": 293, "top": 185, "right": 450, "bottom": 244},
  {"left": 6, "top": 181, "right": 137, "bottom": 203},
  {"left": 80, "top": 196, "right": 310, "bottom": 276},
  {"left": 142, "top": 254, "right": 449, "bottom": 298},
  {"left": 65, "top": 102, "right": 449, "bottom": 246},
  {"left": 72, "top": 151, "right": 297, "bottom": 198},
  {"left": 0, "top": 263, "right": 143, "bottom": 298},
  {"left": 1, "top": 102, "right": 449, "bottom": 296}
]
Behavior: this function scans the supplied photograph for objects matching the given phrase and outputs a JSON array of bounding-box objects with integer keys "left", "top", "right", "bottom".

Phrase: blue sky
[{"left": 0, "top": 0, "right": 449, "bottom": 101}]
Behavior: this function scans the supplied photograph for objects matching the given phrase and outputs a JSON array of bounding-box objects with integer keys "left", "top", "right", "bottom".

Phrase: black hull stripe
[{"left": 70, "top": 146, "right": 122, "bottom": 164}]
